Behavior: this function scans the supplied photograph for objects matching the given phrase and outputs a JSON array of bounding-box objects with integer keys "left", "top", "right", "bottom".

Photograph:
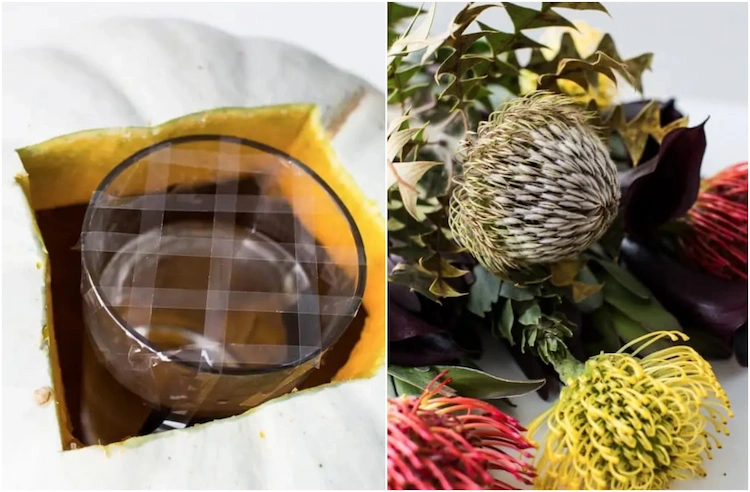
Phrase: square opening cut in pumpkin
[{"left": 17, "top": 105, "right": 385, "bottom": 450}]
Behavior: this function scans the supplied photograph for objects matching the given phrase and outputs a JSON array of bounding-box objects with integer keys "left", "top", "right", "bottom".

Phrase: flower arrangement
[{"left": 387, "top": 2, "right": 746, "bottom": 489}]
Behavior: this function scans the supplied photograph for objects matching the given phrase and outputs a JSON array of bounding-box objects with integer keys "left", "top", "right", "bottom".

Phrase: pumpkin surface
[{"left": 2, "top": 19, "right": 385, "bottom": 489}]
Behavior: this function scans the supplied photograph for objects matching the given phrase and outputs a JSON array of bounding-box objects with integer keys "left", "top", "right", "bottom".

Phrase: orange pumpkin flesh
[{"left": 17, "top": 104, "right": 385, "bottom": 448}]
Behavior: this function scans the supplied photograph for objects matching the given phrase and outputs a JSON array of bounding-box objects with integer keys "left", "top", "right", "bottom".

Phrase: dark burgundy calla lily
[
  {"left": 389, "top": 333, "right": 463, "bottom": 366},
  {"left": 735, "top": 323, "right": 748, "bottom": 367},
  {"left": 619, "top": 122, "right": 707, "bottom": 243},
  {"left": 620, "top": 237, "right": 747, "bottom": 343},
  {"left": 389, "top": 301, "right": 440, "bottom": 342},
  {"left": 388, "top": 264, "right": 468, "bottom": 366},
  {"left": 618, "top": 112, "right": 748, "bottom": 362}
]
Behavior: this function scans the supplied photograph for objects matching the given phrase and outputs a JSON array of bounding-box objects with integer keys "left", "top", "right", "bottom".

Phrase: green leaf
[
  {"left": 518, "top": 303, "right": 543, "bottom": 325},
  {"left": 388, "top": 83, "right": 430, "bottom": 104},
  {"left": 389, "top": 64, "right": 422, "bottom": 88},
  {"left": 503, "top": 2, "right": 575, "bottom": 31},
  {"left": 389, "top": 365, "right": 546, "bottom": 399},
  {"left": 392, "top": 376, "right": 424, "bottom": 397},
  {"left": 591, "top": 257, "right": 651, "bottom": 299},
  {"left": 608, "top": 308, "right": 673, "bottom": 355},
  {"left": 467, "top": 265, "right": 502, "bottom": 317},
  {"left": 542, "top": 2, "right": 609, "bottom": 14},
  {"left": 602, "top": 278, "right": 681, "bottom": 333},
  {"left": 597, "top": 211, "right": 626, "bottom": 260},
  {"left": 500, "top": 281, "right": 535, "bottom": 301},
  {"left": 574, "top": 265, "right": 604, "bottom": 312},
  {"left": 388, "top": 3, "right": 422, "bottom": 27},
  {"left": 588, "top": 305, "right": 624, "bottom": 353},
  {"left": 497, "top": 299, "right": 515, "bottom": 342}
]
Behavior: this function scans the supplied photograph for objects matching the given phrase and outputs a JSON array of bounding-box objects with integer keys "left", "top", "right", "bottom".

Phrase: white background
[
  {"left": 3, "top": 2, "right": 748, "bottom": 174},
  {"left": 399, "top": 1, "right": 749, "bottom": 175},
  {"left": 2, "top": 1, "right": 386, "bottom": 92},
  {"left": 416, "top": 1, "right": 749, "bottom": 104}
]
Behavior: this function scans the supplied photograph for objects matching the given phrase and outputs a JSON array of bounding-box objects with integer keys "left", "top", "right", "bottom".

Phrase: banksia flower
[
  {"left": 449, "top": 92, "right": 620, "bottom": 277},
  {"left": 529, "top": 331, "right": 733, "bottom": 490},
  {"left": 680, "top": 161, "right": 748, "bottom": 280},
  {"left": 388, "top": 371, "right": 536, "bottom": 490}
]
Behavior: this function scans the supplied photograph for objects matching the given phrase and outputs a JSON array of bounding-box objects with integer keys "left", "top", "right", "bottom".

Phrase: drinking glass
[{"left": 80, "top": 135, "right": 366, "bottom": 421}]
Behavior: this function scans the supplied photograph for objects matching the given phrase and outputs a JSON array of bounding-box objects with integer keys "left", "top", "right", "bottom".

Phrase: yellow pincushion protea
[
  {"left": 519, "top": 21, "right": 618, "bottom": 107},
  {"left": 528, "top": 331, "right": 733, "bottom": 490}
]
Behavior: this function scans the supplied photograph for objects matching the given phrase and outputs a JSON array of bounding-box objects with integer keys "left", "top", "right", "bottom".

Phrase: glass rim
[{"left": 80, "top": 134, "right": 368, "bottom": 376}]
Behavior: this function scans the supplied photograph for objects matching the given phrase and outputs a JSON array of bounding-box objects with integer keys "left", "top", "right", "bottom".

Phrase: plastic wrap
[{"left": 79, "top": 135, "right": 366, "bottom": 426}]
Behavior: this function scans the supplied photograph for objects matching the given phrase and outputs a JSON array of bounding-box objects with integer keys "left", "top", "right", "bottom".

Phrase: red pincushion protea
[
  {"left": 681, "top": 161, "right": 748, "bottom": 280},
  {"left": 387, "top": 371, "right": 536, "bottom": 490}
]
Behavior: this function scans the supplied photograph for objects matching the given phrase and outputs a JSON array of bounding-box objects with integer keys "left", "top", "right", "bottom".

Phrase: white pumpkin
[{"left": 2, "top": 19, "right": 385, "bottom": 489}]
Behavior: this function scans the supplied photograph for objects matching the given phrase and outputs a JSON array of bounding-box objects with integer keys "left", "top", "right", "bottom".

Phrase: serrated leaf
[
  {"left": 537, "top": 51, "right": 633, "bottom": 92},
  {"left": 572, "top": 281, "right": 603, "bottom": 303},
  {"left": 437, "top": 72, "right": 489, "bottom": 111},
  {"left": 398, "top": 2, "right": 497, "bottom": 66},
  {"left": 387, "top": 127, "right": 422, "bottom": 163},
  {"left": 498, "top": 299, "right": 515, "bottom": 342},
  {"left": 623, "top": 53, "right": 653, "bottom": 92},
  {"left": 591, "top": 257, "right": 651, "bottom": 299},
  {"left": 389, "top": 160, "right": 443, "bottom": 220},
  {"left": 607, "top": 101, "right": 689, "bottom": 165},
  {"left": 389, "top": 365, "right": 545, "bottom": 399},
  {"left": 420, "top": 228, "right": 464, "bottom": 255},
  {"left": 500, "top": 281, "right": 535, "bottom": 301},
  {"left": 389, "top": 245, "right": 430, "bottom": 262},
  {"left": 542, "top": 2, "right": 609, "bottom": 14},
  {"left": 518, "top": 303, "right": 543, "bottom": 325},
  {"left": 503, "top": 2, "right": 576, "bottom": 31},
  {"left": 420, "top": 257, "right": 469, "bottom": 279},
  {"left": 550, "top": 259, "right": 583, "bottom": 287},
  {"left": 388, "top": 2, "right": 437, "bottom": 62},
  {"left": 429, "top": 277, "right": 467, "bottom": 298},
  {"left": 468, "top": 265, "right": 502, "bottom": 317},
  {"left": 479, "top": 22, "right": 547, "bottom": 53},
  {"left": 387, "top": 113, "right": 411, "bottom": 137},
  {"left": 387, "top": 217, "right": 406, "bottom": 231},
  {"left": 389, "top": 263, "right": 442, "bottom": 304}
]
